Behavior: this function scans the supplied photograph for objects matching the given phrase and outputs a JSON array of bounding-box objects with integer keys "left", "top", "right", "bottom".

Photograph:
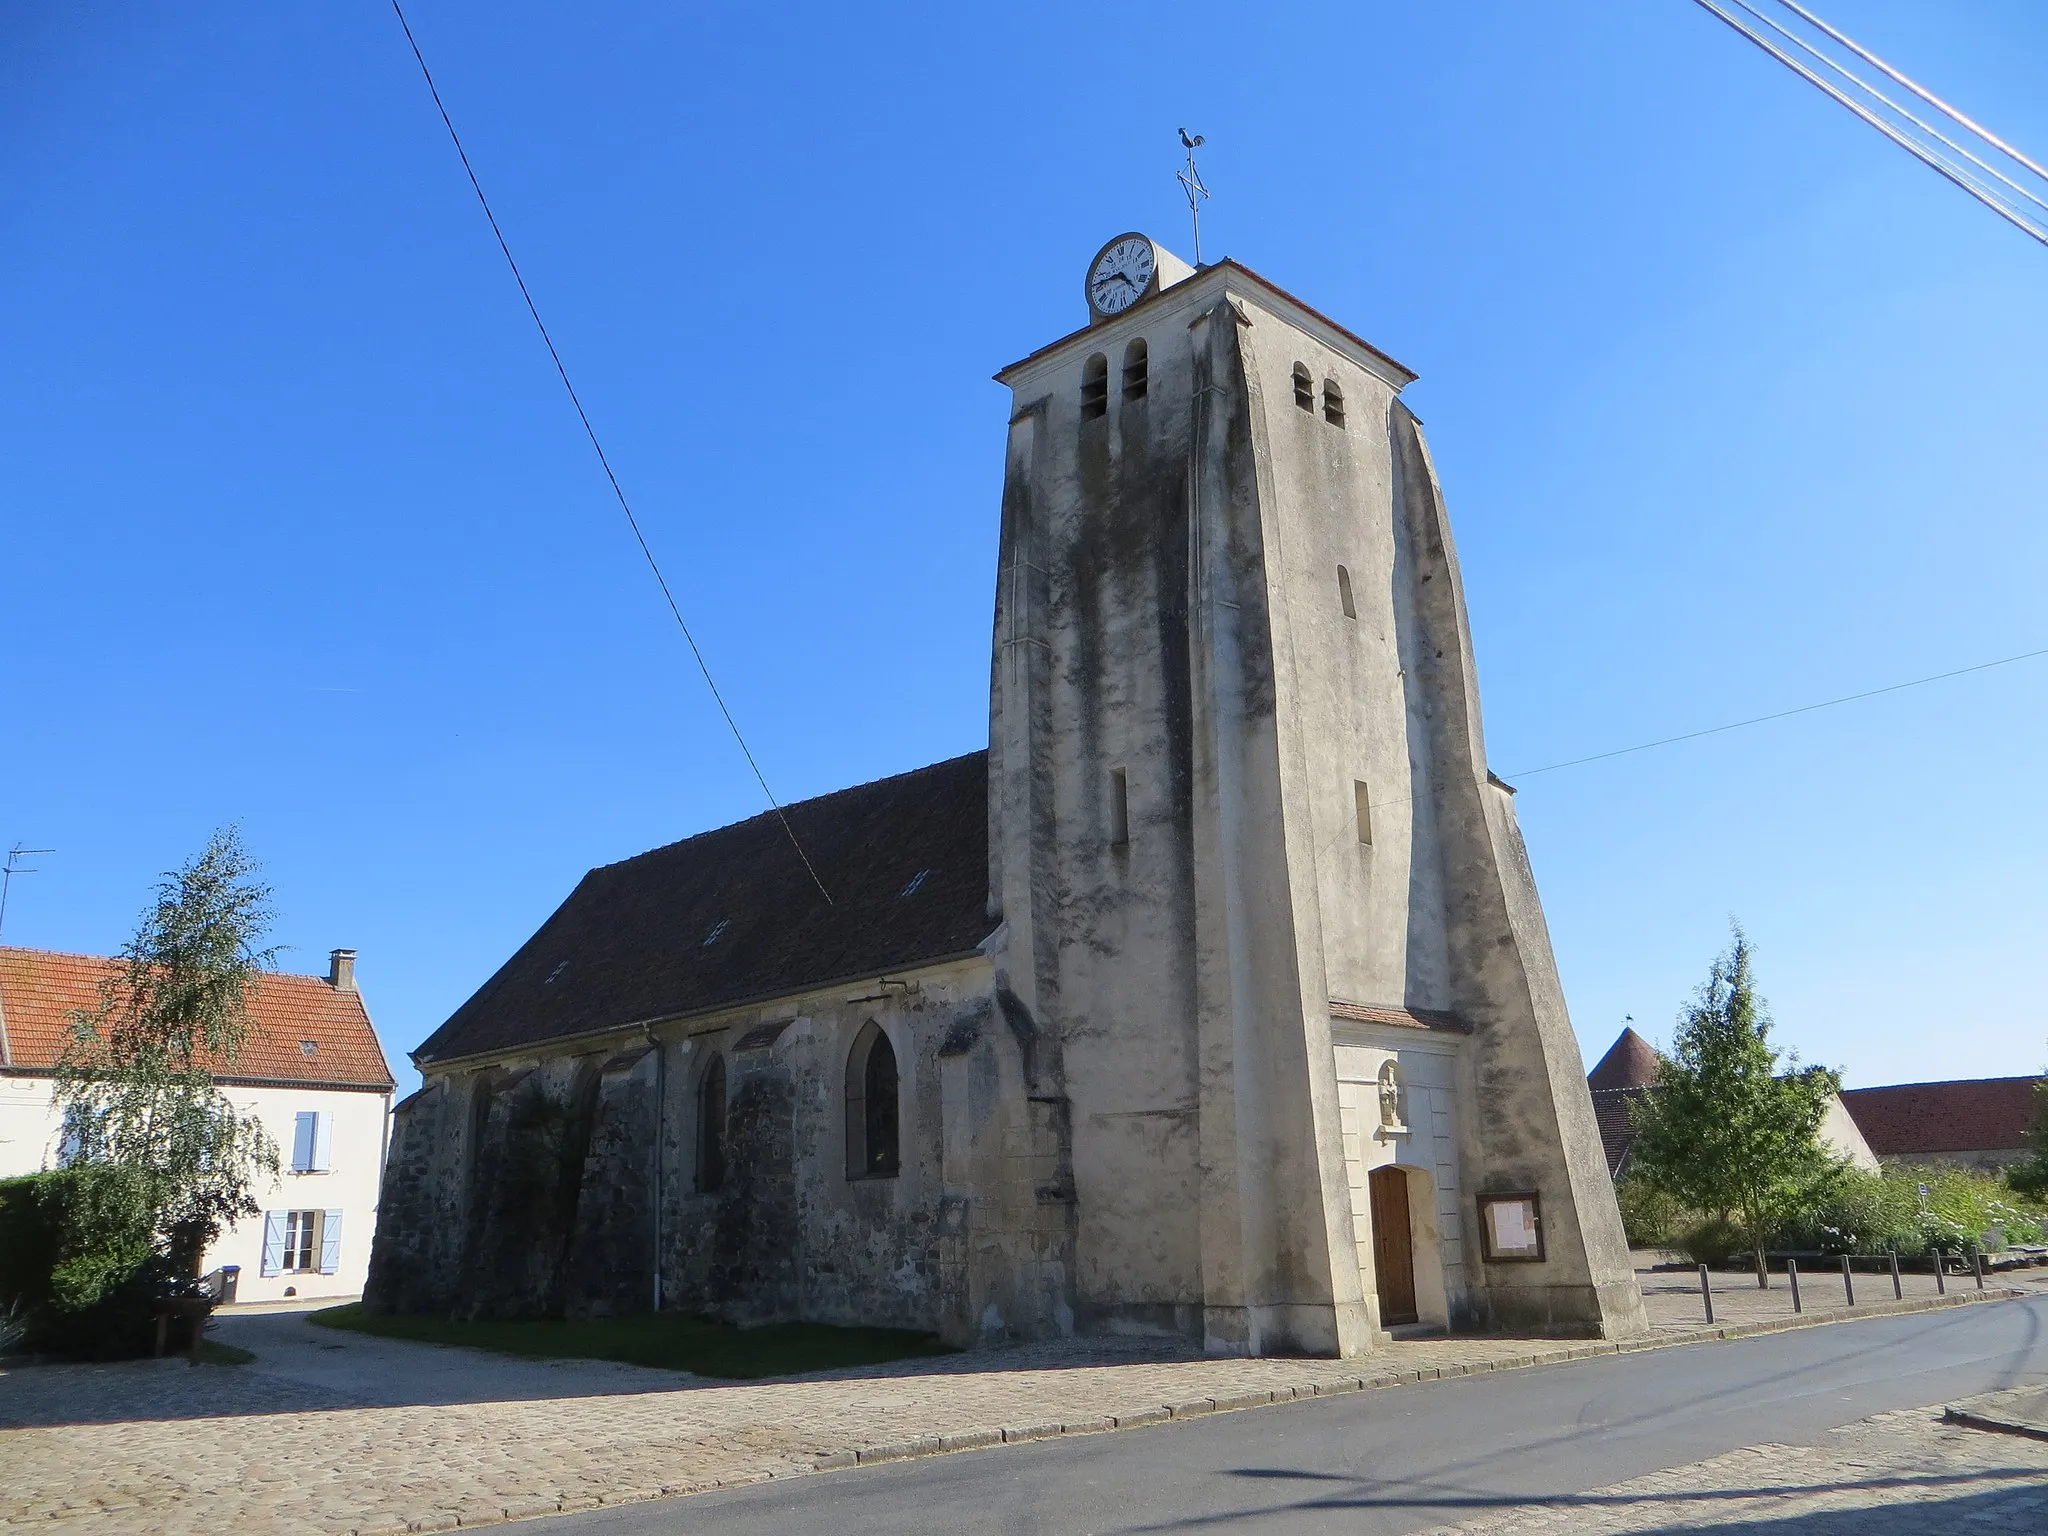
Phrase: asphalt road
[{"left": 528, "top": 1296, "right": 2048, "bottom": 1535}]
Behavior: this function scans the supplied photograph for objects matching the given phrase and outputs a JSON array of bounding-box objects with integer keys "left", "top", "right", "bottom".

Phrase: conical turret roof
[{"left": 1587, "top": 1027, "right": 1662, "bottom": 1093}]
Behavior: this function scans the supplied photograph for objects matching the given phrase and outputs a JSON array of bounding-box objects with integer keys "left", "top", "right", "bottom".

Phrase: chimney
[{"left": 328, "top": 948, "right": 357, "bottom": 993}]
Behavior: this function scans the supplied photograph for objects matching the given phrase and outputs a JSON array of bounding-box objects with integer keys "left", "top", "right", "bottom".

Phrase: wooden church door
[{"left": 1368, "top": 1166, "right": 1418, "bottom": 1326}]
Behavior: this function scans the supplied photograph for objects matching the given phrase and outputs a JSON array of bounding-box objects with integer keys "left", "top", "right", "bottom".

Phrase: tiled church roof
[
  {"left": 415, "top": 751, "right": 994, "bottom": 1066},
  {"left": 0, "top": 946, "right": 394, "bottom": 1090},
  {"left": 1840, "top": 1078, "right": 2042, "bottom": 1156}
]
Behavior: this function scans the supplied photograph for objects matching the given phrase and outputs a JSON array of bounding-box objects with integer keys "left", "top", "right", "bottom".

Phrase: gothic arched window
[
  {"left": 845, "top": 1021, "right": 900, "bottom": 1179},
  {"left": 696, "top": 1053, "right": 727, "bottom": 1193},
  {"left": 1121, "top": 338, "right": 1149, "bottom": 401},
  {"left": 1323, "top": 377, "right": 1346, "bottom": 427},
  {"left": 1292, "top": 363, "right": 1314, "bottom": 411},
  {"left": 1081, "top": 354, "right": 1109, "bottom": 420}
]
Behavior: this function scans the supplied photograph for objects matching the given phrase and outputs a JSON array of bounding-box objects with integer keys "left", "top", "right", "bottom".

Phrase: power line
[
  {"left": 1688, "top": 0, "right": 2048, "bottom": 248},
  {"left": 386, "top": 0, "right": 833, "bottom": 906},
  {"left": 1505, "top": 643, "right": 2048, "bottom": 781},
  {"left": 1309, "top": 640, "right": 2048, "bottom": 864}
]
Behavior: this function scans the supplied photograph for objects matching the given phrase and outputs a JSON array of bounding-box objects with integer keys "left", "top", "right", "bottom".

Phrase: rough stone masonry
[{"left": 365, "top": 239, "right": 1646, "bottom": 1355}]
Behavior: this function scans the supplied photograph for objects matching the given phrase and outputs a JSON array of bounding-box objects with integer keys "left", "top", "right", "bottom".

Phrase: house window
[
  {"left": 1323, "top": 378, "right": 1346, "bottom": 427},
  {"left": 1121, "top": 338, "right": 1148, "bottom": 401},
  {"left": 1109, "top": 766, "right": 1130, "bottom": 847},
  {"left": 697, "top": 1054, "right": 727, "bottom": 1193},
  {"left": 1337, "top": 564, "right": 1356, "bottom": 619},
  {"left": 1292, "top": 363, "right": 1314, "bottom": 411},
  {"left": 291, "top": 1110, "right": 333, "bottom": 1173},
  {"left": 262, "top": 1208, "right": 341, "bottom": 1276},
  {"left": 1355, "top": 779, "right": 1373, "bottom": 845},
  {"left": 1081, "top": 354, "right": 1109, "bottom": 420},
  {"left": 286, "top": 1209, "right": 320, "bottom": 1271},
  {"left": 845, "top": 1021, "right": 900, "bottom": 1179}
]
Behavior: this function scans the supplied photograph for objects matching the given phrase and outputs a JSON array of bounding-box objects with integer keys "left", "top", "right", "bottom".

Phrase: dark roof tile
[{"left": 416, "top": 752, "right": 992, "bottom": 1065}]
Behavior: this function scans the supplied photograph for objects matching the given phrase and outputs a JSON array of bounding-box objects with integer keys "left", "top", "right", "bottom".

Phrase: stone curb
[
  {"left": 1943, "top": 1406, "right": 2048, "bottom": 1442},
  {"left": 336, "top": 1284, "right": 2025, "bottom": 1536}
]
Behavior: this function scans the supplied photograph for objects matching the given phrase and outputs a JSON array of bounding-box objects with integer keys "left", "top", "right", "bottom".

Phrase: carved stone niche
[{"left": 1375, "top": 1060, "right": 1408, "bottom": 1139}]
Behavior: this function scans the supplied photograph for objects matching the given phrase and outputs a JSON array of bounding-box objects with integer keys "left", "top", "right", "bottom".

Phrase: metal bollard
[
  {"left": 1936, "top": 1254, "right": 1946, "bottom": 1294},
  {"left": 1700, "top": 1263, "right": 1715, "bottom": 1325},
  {"left": 1841, "top": 1254, "right": 1855, "bottom": 1306},
  {"left": 1890, "top": 1251, "right": 1902, "bottom": 1300},
  {"left": 1788, "top": 1258, "right": 1802, "bottom": 1313},
  {"left": 1975, "top": 1253, "right": 1985, "bottom": 1290}
]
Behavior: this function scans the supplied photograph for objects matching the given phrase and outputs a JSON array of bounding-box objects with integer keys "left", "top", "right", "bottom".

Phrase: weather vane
[{"left": 1177, "top": 128, "right": 1211, "bottom": 264}]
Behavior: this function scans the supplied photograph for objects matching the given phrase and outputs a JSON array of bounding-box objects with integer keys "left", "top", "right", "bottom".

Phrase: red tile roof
[
  {"left": 1328, "top": 1000, "right": 1469, "bottom": 1033},
  {"left": 1588, "top": 1027, "right": 1662, "bottom": 1093},
  {"left": 1839, "top": 1078, "right": 2042, "bottom": 1157},
  {"left": 0, "top": 946, "right": 394, "bottom": 1091}
]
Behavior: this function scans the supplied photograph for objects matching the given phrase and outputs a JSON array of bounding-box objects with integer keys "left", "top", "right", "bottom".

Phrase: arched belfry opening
[{"left": 845, "top": 1021, "right": 900, "bottom": 1179}]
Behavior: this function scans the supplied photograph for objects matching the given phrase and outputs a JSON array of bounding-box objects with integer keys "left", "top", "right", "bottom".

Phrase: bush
[
  {"left": 1679, "top": 1215, "right": 1746, "bottom": 1267},
  {"left": 1614, "top": 1173, "right": 1685, "bottom": 1249},
  {"left": 0, "top": 1170, "right": 198, "bottom": 1360},
  {"left": 1769, "top": 1165, "right": 2047, "bottom": 1258}
]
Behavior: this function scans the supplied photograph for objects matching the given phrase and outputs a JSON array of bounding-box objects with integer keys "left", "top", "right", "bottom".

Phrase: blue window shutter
[
  {"left": 292, "top": 1112, "right": 316, "bottom": 1173},
  {"left": 319, "top": 1210, "right": 342, "bottom": 1275},
  {"left": 312, "top": 1111, "right": 334, "bottom": 1173},
  {"left": 261, "top": 1211, "right": 287, "bottom": 1276}
]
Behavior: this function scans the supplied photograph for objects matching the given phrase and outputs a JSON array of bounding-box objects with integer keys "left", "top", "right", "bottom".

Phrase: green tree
[
  {"left": 51, "top": 829, "right": 280, "bottom": 1298},
  {"left": 1626, "top": 928, "right": 1844, "bottom": 1285},
  {"left": 2008, "top": 1068, "right": 2048, "bottom": 1200}
]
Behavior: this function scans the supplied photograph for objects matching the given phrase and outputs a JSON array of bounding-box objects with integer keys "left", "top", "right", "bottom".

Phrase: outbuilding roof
[
  {"left": 1587, "top": 1027, "right": 1662, "bottom": 1094},
  {"left": 0, "top": 946, "right": 394, "bottom": 1091},
  {"left": 1839, "top": 1078, "right": 2042, "bottom": 1156},
  {"left": 413, "top": 751, "right": 994, "bottom": 1067}
]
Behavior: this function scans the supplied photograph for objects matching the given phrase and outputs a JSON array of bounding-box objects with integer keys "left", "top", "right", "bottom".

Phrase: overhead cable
[
  {"left": 386, "top": 1, "right": 833, "bottom": 905},
  {"left": 1688, "top": 0, "right": 2048, "bottom": 248}
]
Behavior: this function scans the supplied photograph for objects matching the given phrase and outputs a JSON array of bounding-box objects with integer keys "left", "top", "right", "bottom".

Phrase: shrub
[
  {"left": 1614, "top": 1173, "right": 1685, "bottom": 1249},
  {"left": 1679, "top": 1215, "right": 1746, "bottom": 1267},
  {"left": 0, "top": 1169, "right": 198, "bottom": 1360}
]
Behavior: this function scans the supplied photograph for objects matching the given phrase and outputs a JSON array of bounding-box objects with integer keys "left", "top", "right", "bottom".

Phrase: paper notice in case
[{"left": 1485, "top": 1195, "right": 1541, "bottom": 1258}]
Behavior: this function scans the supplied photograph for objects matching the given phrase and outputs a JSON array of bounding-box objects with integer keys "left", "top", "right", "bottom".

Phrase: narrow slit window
[
  {"left": 1121, "top": 338, "right": 1148, "bottom": 401},
  {"left": 1323, "top": 378, "right": 1346, "bottom": 427},
  {"left": 1355, "top": 780, "right": 1373, "bottom": 845},
  {"left": 1337, "top": 565, "right": 1356, "bottom": 619},
  {"left": 1081, "top": 354, "right": 1109, "bottom": 420},
  {"left": 846, "top": 1022, "right": 900, "bottom": 1179},
  {"left": 1109, "top": 767, "right": 1130, "bottom": 847},
  {"left": 696, "top": 1054, "right": 726, "bottom": 1193},
  {"left": 1292, "top": 363, "right": 1314, "bottom": 411}
]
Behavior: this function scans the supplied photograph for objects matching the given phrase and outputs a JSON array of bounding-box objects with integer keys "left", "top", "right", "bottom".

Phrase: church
[{"left": 365, "top": 237, "right": 1646, "bottom": 1355}]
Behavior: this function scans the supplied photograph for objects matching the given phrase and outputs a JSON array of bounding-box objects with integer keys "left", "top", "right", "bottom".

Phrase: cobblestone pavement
[
  {"left": 1412, "top": 1403, "right": 2048, "bottom": 1534},
  {"left": 2, "top": 1276, "right": 2041, "bottom": 1536}
]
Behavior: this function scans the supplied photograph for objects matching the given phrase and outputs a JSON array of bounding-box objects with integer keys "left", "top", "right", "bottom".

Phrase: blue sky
[{"left": 4, "top": 1, "right": 2044, "bottom": 1096}]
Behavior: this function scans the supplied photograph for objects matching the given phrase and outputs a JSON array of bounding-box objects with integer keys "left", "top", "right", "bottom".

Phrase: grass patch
[
  {"left": 307, "top": 1304, "right": 953, "bottom": 1379},
  {"left": 196, "top": 1339, "right": 255, "bottom": 1365}
]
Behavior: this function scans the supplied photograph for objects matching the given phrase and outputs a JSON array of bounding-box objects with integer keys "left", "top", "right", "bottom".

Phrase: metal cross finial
[
  {"left": 1177, "top": 128, "right": 1211, "bottom": 264},
  {"left": 0, "top": 844, "right": 53, "bottom": 944}
]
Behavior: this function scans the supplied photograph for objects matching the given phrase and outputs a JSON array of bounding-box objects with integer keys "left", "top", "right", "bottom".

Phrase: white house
[{"left": 0, "top": 944, "right": 396, "bottom": 1303}]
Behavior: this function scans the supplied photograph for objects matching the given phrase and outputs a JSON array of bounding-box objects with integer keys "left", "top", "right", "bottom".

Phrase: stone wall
[{"left": 364, "top": 957, "right": 1073, "bottom": 1345}]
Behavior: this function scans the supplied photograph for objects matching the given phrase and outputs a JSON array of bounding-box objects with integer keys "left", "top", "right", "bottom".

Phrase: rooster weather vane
[{"left": 1177, "top": 128, "right": 1211, "bottom": 264}]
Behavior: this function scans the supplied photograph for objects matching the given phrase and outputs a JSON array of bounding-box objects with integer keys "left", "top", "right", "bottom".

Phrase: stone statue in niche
[{"left": 1376, "top": 1060, "right": 1408, "bottom": 1136}]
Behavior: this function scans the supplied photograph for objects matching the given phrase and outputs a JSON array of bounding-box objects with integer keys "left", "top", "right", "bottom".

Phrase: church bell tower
[{"left": 983, "top": 235, "right": 1645, "bottom": 1355}]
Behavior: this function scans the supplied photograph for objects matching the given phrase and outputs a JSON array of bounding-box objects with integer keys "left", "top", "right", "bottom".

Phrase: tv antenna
[
  {"left": 1177, "top": 128, "right": 1211, "bottom": 263},
  {"left": 0, "top": 845, "right": 53, "bottom": 945}
]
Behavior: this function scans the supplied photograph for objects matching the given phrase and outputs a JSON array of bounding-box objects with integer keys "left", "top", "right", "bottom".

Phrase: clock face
[{"left": 1088, "top": 235, "right": 1157, "bottom": 316}]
